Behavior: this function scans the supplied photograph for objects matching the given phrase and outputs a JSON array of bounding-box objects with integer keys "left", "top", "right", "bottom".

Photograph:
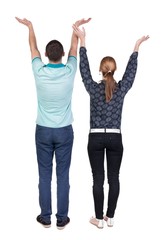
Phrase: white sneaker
[
  {"left": 104, "top": 216, "right": 114, "bottom": 227},
  {"left": 89, "top": 217, "right": 104, "bottom": 229},
  {"left": 107, "top": 218, "right": 114, "bottom": 227}
]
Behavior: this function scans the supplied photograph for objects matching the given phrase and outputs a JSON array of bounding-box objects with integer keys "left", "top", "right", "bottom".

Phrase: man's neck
[{"left": 49, "top": 60, "right": 62, "bottom": 64}]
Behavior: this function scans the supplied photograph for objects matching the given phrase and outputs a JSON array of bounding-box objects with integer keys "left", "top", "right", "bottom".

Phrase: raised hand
[
  {"left": 75, "top": 18, "right": 91, "bottom": 27},
  {"left": 72, "top": 24, "right": 86, "bottom": 38},
  {"left": 134, "top": 35, "right": 150, "bottom": 52},
  {"left": 15, "top": 17, "right": 32, "bottom": 28},
  {"left": 136, "top": 35, "right": 150, "bottom": 46},
  {"left": 134, "top": 35, "right": 149, "bottom": 52}
]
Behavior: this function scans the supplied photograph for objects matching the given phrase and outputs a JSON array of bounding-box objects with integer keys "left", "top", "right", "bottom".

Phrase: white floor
[{"left": 1, "top": 0, "right": 163, "bottom": 239}]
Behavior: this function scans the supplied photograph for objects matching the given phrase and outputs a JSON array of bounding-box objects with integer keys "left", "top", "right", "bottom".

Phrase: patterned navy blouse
[{"left": 79, "top": 47, "right": 138, "bottom": 129}]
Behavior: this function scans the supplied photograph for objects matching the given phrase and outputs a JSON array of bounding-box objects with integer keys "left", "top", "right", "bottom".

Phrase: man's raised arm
[{"left": 15, "top": 17, "right": 41, "bottom": 60}]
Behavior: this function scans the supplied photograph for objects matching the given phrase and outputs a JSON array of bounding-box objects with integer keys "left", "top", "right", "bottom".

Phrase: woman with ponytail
[
  {"left": 73, "top": 23, "right": 149, "bottom": 229},
  {"left": 99, "top": 56, "right": 117, "bottom": 102}
]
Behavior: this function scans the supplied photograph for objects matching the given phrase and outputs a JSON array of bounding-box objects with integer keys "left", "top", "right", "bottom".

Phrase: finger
[
  {"left": 15, "top": 17, "right": 21, "bottom": 22},
  {"left": 86, "top": 18, "right": 92, "bottom": 22},
  {"left": 72, "top": 25, "right": 78, "bottom": 32},
  {"left": 72, "top": 24, "right": 77, "bottom": 29}
]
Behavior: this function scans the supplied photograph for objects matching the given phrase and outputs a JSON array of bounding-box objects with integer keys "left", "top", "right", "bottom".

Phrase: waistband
[{"left": 90, "top": 128, "right": 121, "bottom": 133}]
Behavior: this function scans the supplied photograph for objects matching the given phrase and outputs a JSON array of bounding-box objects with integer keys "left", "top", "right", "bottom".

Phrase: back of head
[
  {"left": 46, "top": 40, "right": 64, "bottom": 62},
  {"left": 99, "top": 56, "right": 117, "bottom": 102}
]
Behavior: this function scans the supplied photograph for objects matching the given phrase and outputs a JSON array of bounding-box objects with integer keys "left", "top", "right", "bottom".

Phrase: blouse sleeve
[
  {"left": 119, "top": 51, "right": 138, "bottom": 94},
  {"left": 79, "top": 47, "right": 96, "bottom": 93}
]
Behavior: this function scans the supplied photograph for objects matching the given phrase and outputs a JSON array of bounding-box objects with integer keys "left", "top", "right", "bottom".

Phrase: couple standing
[{"left": 15, "top": 16, "right": 149, "bottom": 229}]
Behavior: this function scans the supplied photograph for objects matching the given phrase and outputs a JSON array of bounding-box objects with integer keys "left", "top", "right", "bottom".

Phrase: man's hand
[
  {"left": 75, "top": 18, "right": 91, "bottom": 27},
  {"left": 72, "top": 24, "right": 86, "bottom": 48},
  {"left": 72, "top": 25, "right": 86, "bottom": 39},
  {"left": 15, "top": 17, "right": 32, "bottom": 28}
]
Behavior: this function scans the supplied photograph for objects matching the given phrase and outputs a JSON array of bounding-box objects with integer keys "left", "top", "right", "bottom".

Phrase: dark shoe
[
  {"left": 56, "top": 217, "right": 70, "bottom": 230},
  {"left": 36, "top": 215, "right": 51, "bottom": 228}
]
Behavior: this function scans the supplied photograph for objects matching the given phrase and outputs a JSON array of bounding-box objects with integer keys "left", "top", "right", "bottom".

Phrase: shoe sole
[
  {"left": 57, "top": 222, "right": 70, "bottom": 230},
  {"left": 57, "top": 226, "right": 65, "bottom": 230},
  {"left": 43, "top": 225, "right": 51, "bottom": 228},
  {"left": 90, "top": 222, "right": 103, "bottom": 229},
  {"left": 38, "top": 222, "right": 51, "bottom": 228}
]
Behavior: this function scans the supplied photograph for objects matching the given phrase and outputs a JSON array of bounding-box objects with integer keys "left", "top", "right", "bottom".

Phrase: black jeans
[{"left": 87, "top": 132, "right": 123, "bottom": 219}]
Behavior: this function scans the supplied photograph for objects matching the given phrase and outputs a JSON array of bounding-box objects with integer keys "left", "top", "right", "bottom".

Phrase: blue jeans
[
  {"left": 35, "top": 124, "right": 74, "bottom": 222},
  {"left": 88, "top": 133, "right": 123, "bottom": 219}
]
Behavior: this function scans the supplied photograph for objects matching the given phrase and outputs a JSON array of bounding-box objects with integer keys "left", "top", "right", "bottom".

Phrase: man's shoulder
[
  {"left": 32, "top": 57, "right": 42, "bottom": 63},
  {"left": 66, "top": 56, "right": 77, "bottom": 68},
  {"left": 68, "top": 56, "right": 77, "bottom": 61}
]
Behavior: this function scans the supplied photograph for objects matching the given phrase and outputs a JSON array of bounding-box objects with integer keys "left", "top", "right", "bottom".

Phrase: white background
[{"left": 0, "top": 0, "right": 163, "bottom": 239}]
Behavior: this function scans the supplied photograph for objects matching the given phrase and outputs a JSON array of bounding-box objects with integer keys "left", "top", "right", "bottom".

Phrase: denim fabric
[
  {"left": 35, "top": 124, "right": 74, "bottom": 222},
  {"left": 87, "top": 132, "right": 123, "bottom": 219}
]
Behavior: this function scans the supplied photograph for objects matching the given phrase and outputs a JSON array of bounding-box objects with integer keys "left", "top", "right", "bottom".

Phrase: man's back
[{"left": 32, "top": 56, "right": 77, "bottom": 128}]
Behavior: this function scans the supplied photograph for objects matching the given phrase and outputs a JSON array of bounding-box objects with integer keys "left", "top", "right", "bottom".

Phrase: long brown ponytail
[{"left": 99, "top": 56, "right": 117, "bottom": 102}]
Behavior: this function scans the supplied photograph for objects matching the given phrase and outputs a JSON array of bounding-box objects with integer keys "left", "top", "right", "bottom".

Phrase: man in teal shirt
[
  {"left": 15, "top": 17, "right": 91, "bottom": 230},
  {"left": 32, "top": 46, "right": 76, "bottom": 128}
]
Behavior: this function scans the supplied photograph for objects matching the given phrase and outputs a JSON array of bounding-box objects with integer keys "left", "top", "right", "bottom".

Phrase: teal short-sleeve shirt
[{"left": 32, "top": 56, "right": 77, "bottom": 128}]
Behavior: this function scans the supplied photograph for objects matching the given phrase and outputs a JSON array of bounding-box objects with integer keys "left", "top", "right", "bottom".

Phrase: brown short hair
[{"left": 45, "top": 40, "right": 64, "bottom": 62}]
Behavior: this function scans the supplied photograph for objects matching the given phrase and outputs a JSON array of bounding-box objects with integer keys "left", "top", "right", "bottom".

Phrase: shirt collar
[{"left": 45, "top": 63, "right": 65, "bottom": 68}]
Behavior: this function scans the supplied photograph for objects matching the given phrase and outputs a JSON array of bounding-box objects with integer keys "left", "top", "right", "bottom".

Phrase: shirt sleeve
[
  {"left": 79, "top": 47, "right": 96, "bottom": 93},
  {"left": 66, "top": 56, "right": 77, "bottom": 74},
  {"left": 32, "top": 57, "right": 45, "bottom": 75},
  {"left": 119, "top": 52, "right": 138, "bottom": 94}
]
